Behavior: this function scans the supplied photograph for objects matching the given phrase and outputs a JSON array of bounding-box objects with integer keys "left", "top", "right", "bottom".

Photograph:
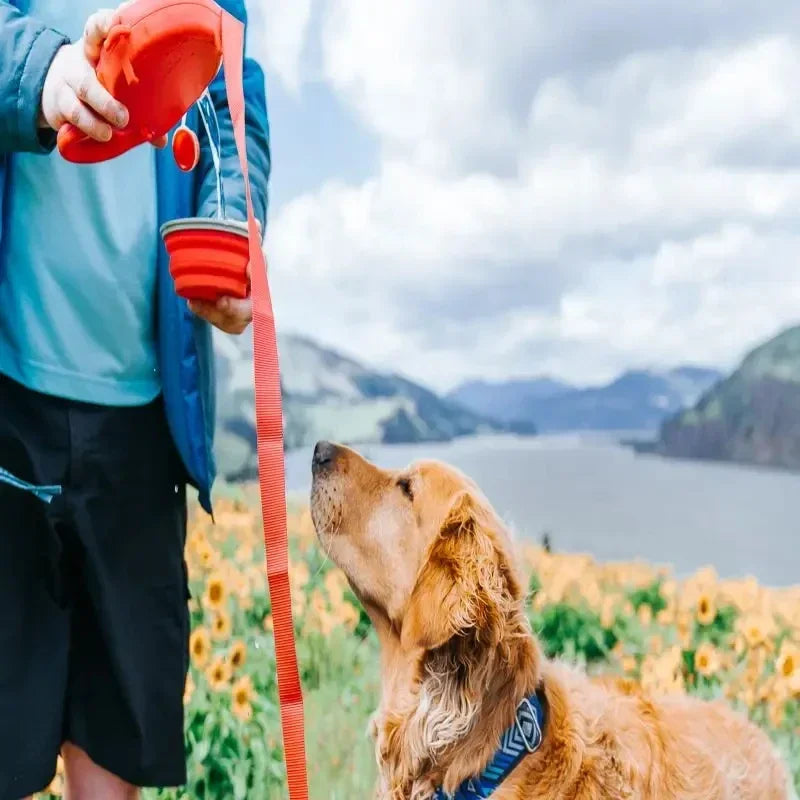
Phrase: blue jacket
[{"left": 0, "top": 0, "right": 271, "bottom": 513}]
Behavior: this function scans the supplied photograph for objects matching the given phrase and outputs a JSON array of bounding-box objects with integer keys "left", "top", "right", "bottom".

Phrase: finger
[
  {"left": 217, "top": 297, "right": 253, "bottom": 333},
  {"left": 217, "top": 295, "right": 252, "bottom": 317},
  {"left": 59, "top": 85, "right": 112, "bottom": 142},
  {"left": 189, "top": 298, "right": 252, "bottom": 334},
  {"left": 188, "top": 300, "right": 229, "bottom": 330},
  {"left": 83, "top": 8, "right": 116, "bottom": 65},
  {"left": 71, "top": 63, "right": 128, "bottom": 128},
  {"left": 150, "top": 134, "right": 168, "bottom": 149}
]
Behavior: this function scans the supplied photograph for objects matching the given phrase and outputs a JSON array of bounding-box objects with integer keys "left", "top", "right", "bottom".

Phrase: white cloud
[
  {"left": 261, "top": 0, "right": 800, "bottom": 389},
  {"left": 247, "top": 0, "right": 312, "bottom": 93}
]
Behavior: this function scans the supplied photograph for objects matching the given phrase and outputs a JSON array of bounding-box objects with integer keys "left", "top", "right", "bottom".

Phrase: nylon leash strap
[{"left": 221, "top": 12, "right": 309, "bottom": 799}]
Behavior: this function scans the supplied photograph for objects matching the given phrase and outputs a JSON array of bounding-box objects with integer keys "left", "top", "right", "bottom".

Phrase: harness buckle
[{"left": 514, "top": 697, "right": 542, "bottom": 753}]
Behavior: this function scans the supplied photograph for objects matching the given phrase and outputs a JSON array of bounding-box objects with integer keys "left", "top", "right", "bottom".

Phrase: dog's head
[{"left": 309, "top": 440, "right": 526, "bottom": 652}]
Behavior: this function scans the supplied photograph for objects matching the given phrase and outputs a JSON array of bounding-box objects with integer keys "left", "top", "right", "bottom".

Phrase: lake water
[{"left": 285, "top": 434, "right": 800, "bottom": 587}]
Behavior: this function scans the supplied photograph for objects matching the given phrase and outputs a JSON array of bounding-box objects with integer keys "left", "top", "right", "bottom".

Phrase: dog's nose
[{"left": 312, "top": 440, "right": 339, "bottom": 473}]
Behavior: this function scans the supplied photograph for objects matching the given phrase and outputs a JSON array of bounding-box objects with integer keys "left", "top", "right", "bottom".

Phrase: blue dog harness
[{"left": 433, "top": 690, "right": 546, "bottom": 799}]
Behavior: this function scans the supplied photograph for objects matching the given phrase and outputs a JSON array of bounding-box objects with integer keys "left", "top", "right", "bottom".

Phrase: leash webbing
[{"left": 222, "top": 12, "right": 310, "bottom": 799}]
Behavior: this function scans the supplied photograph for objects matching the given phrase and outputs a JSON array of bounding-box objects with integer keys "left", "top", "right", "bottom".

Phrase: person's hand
[
  {"left": 39, "top": 39, "right": 128, "bottom": 142},
  {"left": 188, "top": 293, "right": 253, "bottom": 335},
  {"left": 188, "top": 265, "right": 253, "bottom": 335},
  {"left": 187, "top": 224, "right": 263, "bottom": 335},
  {"left": 39, "top": 2, "right": 167, "bottom": 147}
]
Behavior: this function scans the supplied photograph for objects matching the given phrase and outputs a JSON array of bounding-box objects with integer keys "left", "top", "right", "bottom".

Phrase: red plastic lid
[{"left": 58, "top": 0, "right": 223, "bottom": 163}]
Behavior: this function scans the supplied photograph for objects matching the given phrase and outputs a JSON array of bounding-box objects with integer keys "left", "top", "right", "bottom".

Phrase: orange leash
[{"left": 222, "top": 13, "right": 310, "bottom": 799}]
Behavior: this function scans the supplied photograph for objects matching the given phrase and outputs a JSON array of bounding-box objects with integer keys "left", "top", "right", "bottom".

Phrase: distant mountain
[
  {"left": 450, "top": 367, "right": 722, "bottom": 433},
  {"left": 447, "top": 377, "right": 573, "bottom": 424},
  {"left": 212, "top": 332, "right": 521, "bottom": 480},
  {"left": 657, "top": 326, "right": 800, "bottom": 470}
]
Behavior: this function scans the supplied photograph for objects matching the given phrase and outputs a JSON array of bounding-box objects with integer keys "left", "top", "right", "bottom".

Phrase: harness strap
[
  {"left": 433, "top": 689, "right": 546, "bottom": 799},
  {"left": 221, "top": 12, "right": 309, "bottom": 799}
]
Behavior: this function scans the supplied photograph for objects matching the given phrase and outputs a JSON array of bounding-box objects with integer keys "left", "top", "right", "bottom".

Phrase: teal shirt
[{"left": 0, "top": 0, "right": 160, "bottom": 406}]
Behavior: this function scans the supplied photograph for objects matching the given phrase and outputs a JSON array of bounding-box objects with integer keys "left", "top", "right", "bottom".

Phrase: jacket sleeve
[
  {"left": 194, "top": 0, "right": 271, "bottom": 231},
  {"left": 0, "top": 1, "right": 69, "bottom": 154}
]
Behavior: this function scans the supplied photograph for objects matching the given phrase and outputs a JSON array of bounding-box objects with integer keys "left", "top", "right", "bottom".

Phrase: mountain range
[
  {"left": 212, "top": 331, "right": 519, "bottom": 480},
  {"left": 657, "top": 325, "right": 800, "bottom": 470},
  {"left": 212, "top": 330, "right": 727, "bottom": 480},
  {"left": 448, "top": 367, "right": 722, "bottom": 433},
  {"left": 211, "top": 324, "right": 800, "bottom": 480}
]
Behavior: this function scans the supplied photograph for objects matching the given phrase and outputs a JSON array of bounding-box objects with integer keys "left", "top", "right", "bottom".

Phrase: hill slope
[
  {"left": 658, "top": 326, "right": 800, "bottom": 470},
  {"left": 213, "top": 332, "right": 515, "bottom": 479}
]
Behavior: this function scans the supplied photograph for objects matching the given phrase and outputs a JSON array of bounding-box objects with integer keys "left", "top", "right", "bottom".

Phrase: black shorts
[{"left": 0, "top": 373, "right": 190, "bottom": 799}]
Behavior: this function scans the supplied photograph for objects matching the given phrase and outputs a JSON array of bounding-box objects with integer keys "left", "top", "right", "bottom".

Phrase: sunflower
[
  {"left": 694, "top": 642, "right": 721, "bottom": 678},
  {"left": 532, "top": 592, "right": 548, "bottom": 611},
  {"left": 290, "top": 560, "right": 310, "bottom": 590},
  {"left": 232, "top": 675, "right": 254, "bottom": 721},
  {"left": 317, "top": 610, "right": 336, "bottom": 637},
  {"left": 211, "top": 610, "right": 232, "bottom": 642},
  {"left": 47, "top": 754, "right": 65, "bottom": 793},
  {"left": 335, "top": 601, "right": 360, "bottom": 632},
  {"left": 600, "top": 596, "right": 616, "bottom": 629},
  {"left": 695, "top": 593, "right": 716, "bottom": 626},
  {"left": 46, "top": 773, "right": 64, "bottom": 797},
  {"left": 189, "top": 628, "right": 212, "bottom": 668},
  {"left": 738, "top": 613, "right": 777, "bottom": 649},
  {"left": 324, "top": 569, "right": 348, "bottom": 603},
  {"left": 196, "top": 541, "right": 216, "bottom": 570},
  {"left": 647, "top": 635, "right": 664, "bottom": 656},
  {"left": 775, "top": 641, "right": 800, "bottom": 694},
  {"left": 656, "top": 608, "right": 674, "bottom": 626},
  {"left": 621, "top": 655, "right": 637, "bottom": 674},
  {"left": 234, "top": 575, "right": 253, "bottom": 611},
  {"left": 228, "top": 640, "right": 247, "bottom": 671},
  {"left": 767, "top": 697, "right": 785, "bottom": 729},
  {"left": 641, "top": 648, "right": 684, "bottom": 695},
  {"left": 205, "top": 656, "right": 232, "bottom": 691},
  {"left": 235, "top": 543, "right": 253, "bottom": 564},
  {"left": 183, "top": 673, "right": 195, "bottom": 705},
  {"left": 203, "top": 572, "right": 227, "bottom": 611},
  {"left": 310, "top": 588, "right": 327, "bottom": 617}
]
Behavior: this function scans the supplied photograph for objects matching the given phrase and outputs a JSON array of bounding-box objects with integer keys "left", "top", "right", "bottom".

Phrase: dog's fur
[{"left": 310, "top": 443, "right": 789, "bottom": 800}]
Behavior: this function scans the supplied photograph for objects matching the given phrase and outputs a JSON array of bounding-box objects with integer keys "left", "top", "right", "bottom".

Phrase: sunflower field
[{"left": 39, "top": 486, "right": 800, "bottom": 799}]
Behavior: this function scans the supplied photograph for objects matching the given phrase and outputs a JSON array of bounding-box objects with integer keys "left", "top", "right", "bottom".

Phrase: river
[{"left": 284, "top": 434, "right": 799, "bottom": 587}]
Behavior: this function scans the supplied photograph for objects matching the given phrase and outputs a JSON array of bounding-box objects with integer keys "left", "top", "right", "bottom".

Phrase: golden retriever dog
[{"left": 310, "top": 441, "right": 790, "bottom": 800}]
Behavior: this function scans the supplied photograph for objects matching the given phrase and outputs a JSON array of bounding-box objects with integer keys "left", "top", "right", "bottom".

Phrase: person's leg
[
  {"left": 61, "top": 742, "right": 138, "bottom": 800},
  {"left": 0, "top": 375, "right": 71, "bottom": 800},
  {"left": 62, "top": 395, "right": 190, "bottom": 793}
]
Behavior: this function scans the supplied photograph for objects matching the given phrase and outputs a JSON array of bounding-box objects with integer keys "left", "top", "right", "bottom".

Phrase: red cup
[{"left": 161, "top": 217, "right": 253, "bottom": 302}]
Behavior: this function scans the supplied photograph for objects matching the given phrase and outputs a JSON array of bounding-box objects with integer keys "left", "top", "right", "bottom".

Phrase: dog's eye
[{"left": 397, "top": 478, "right": 414, "bottom": 501}]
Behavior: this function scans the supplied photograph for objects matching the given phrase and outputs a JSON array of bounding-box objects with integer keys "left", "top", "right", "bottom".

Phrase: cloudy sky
[{"left": 247, "top": 0, "right": 800, "bottom": 391}]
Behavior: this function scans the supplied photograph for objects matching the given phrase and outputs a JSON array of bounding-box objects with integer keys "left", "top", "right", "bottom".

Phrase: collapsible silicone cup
[
  {"left": 161, "top": 217, "right": 250, "bottom": 301},
  {"left": 57, "top": 0, "right": 222, "bottom": 162}
]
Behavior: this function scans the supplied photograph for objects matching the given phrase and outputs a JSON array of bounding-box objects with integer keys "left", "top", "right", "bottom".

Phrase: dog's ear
[{"left": 401, "top": 491, "right": 512, "bottom": 652}]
